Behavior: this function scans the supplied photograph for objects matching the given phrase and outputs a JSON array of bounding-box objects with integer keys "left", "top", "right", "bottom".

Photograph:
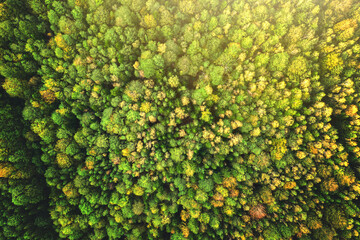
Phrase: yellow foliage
[
  {"left": 56, "top": 153, "right": 72, "bottom": 168},
  {"left": 183, "top": 162, "right": 195, "bottom": 177},
  {"left": 55, "top": 139, "right": 70, "bottom": 152},
  {"left": 204, "top": 85, "right": 213, "bottom": 95},
  {"left": 323, "top": 178, "right": 339, "bottom": 192},
  {"left": 175, "top": 107, "right": 186, "bottom": 119},
  {"left": 157, "top": 43, "right": 166, "bottom": 54},
  {"left": 0, "top": 162, "right": 14, "bottom": 178},
  {"left": 0, "top": 3, "right": 8, "bottom": 20},
  {"left": 296, "top": 151, "right": 306, "bottom": 159},
  {"left": 144, "top": 14, "right": 157, "bottom": 28},
  {"left": 150, "top": 205, "right": 158, "bottom": 214},
  {"left": 250, "top": 127, "right": 261, "bottom": 137},
  {"left": 288, "top": 56, "right": 307, "bottom": 76},
  {"left": 308, "top": 218, "right": 323, "bottom": 230},
  {"left": 31, "top": 100, "right": 41, "bottom": 108},
  {"left": 324, "top": 52, "right": 343, "bottom": 73},
  {"left": 85, "top": 158, "right": 94, "bottom": 170},
  {"left": 334, "top": 19, "right": 357, "bottom": 32},
  {"left": 124, "top": 89, "right": 139, "bottom": 102},
  {"left": 54, "top": 33, "right": 72, "bottom": 59},
  {"left": 133, "top": 184, "right": 144, "bottom": 196},
  {"left": 207, "top": 94, "right": 219, "bottom": 103},
  {"left": 161, "top": 215, "right": 171, "bottom": 225},
  {"left": 168, "top": 75, "right": 179, "bottom": 88},
  {"left": 58, "top": 216, "right": 73, "bottom": 228},
  {"left": 44, "top": 78, "right": 58, "bottom": 90},
  {"left": 28, "top": 76, "right": 39, "bottom": 85},
  {"left": 56, "top": 65, "right": 65, "bottom": 72},
  {"left": 309, "top": 144, "right": 318, "bottom": 155},
  {"left": 140, "top": 102, "right": 151, "bottom": 113},
  {"left": 56, "top": 108, "right": 68, "bottom": 115},
  {"left": 216, "top": 185, "right": 229, "bottom": 198},
  {"left": 73, "top": 56, "right": 83, "bottom": 66},
  {"left": 149, "top": 115, "right": 157, "bottom": 123},
  {"left": 272, "top": 138, "right": 287, "bottom": 160},
  {"left": 322, "top": 45, "right": 335, "bottom": 53},
  {"left": 114, "top": 212, "right": 123, "bottom": 223},
  {"left": 0, "top": 163, "right": 26, "bottom": 179},
  {"left": 2, "top": 78, "right": 27, "bottom": 98},
  {"left": 299, "top": 224, "right": 310, "bottom": 234},
  {"left": 189, "top": 209, "right": 201, "bottom": 218},
  {"left": 284, "top": 181, "right": 296, "bottom": 190},
  {"left": 200, "top": 110, "right": 211, "bottom": 122},
  {"left": 54, "top": 34, "right": 67, "bottom": 49},
  {"left": 122, "top": 148, "right": 130, "bottom": 157},
  {"left": 231, "top": 120, "right": 243, "bottom": 130},
  {"left": 133, "top": 61, "right": 139, "bottom": 70},
  {"left": 88, "top": 148, "right": 96, "bottom": 156},
  {"left": 222, "top": 177, "right": 237, "bottom": 189},
  {"left": 345, "top": 105, "right": 358, "bottom": 117},
  {"left": 181, "top": 96, "right": 190, "bottom": 106},
  {"left": 180, "top": 224, "right": 190, "bottom": 238},
  {"left": 40, "top": 89, "right": 56, "bottom": 104},
  {"left": 338, "top": 27, "right": 356, "bottom": 41},
  {"left": 31, "top": 119, "right": 47, "bottom": 138},
  {"left": 224, "top": 206, "right": 235, "bottom": 216},
  {"left": 62, "top": 182, "right": 78, "bottom": 198},
  {"left": 180, "top": 210, "right": 189, "bottom": 222},
  {"left": 352, "top": 183, "right": 360, "bottom": 194},
  {"left": 337, "top": 172, "right": 355, "bottom": 186},
  {"left": 75, "top": 0, "right": 87, "bottom": 7},
  {"left": 230, "top": 189, "right": 240, "bottom": 198}
]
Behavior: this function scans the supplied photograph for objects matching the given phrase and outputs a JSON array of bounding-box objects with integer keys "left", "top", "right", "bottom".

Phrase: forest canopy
[{"left": 1, "top": 0, "right": 360, "bottom": 239}]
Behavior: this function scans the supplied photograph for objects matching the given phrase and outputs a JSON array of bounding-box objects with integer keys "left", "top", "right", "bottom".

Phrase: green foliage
[
  {"left": 1, "top": 0, "right": 360, "bottom": 239},
  {"left": 0, "top": 89, "right": 55, "bottom": 238},
  {"left": 209, "top": 65, "right": 224, "bottom": 86},
  {"left": 198, "top": 178, "right": 214, "bottom": 193},
  {"left": 269, "top": 52, "right": 289, "bottom": 72}
]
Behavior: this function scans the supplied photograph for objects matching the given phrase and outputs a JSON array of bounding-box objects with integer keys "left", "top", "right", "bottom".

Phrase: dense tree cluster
[{"left": 1, "top": 0, "right": 360, "bottom": 239}]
